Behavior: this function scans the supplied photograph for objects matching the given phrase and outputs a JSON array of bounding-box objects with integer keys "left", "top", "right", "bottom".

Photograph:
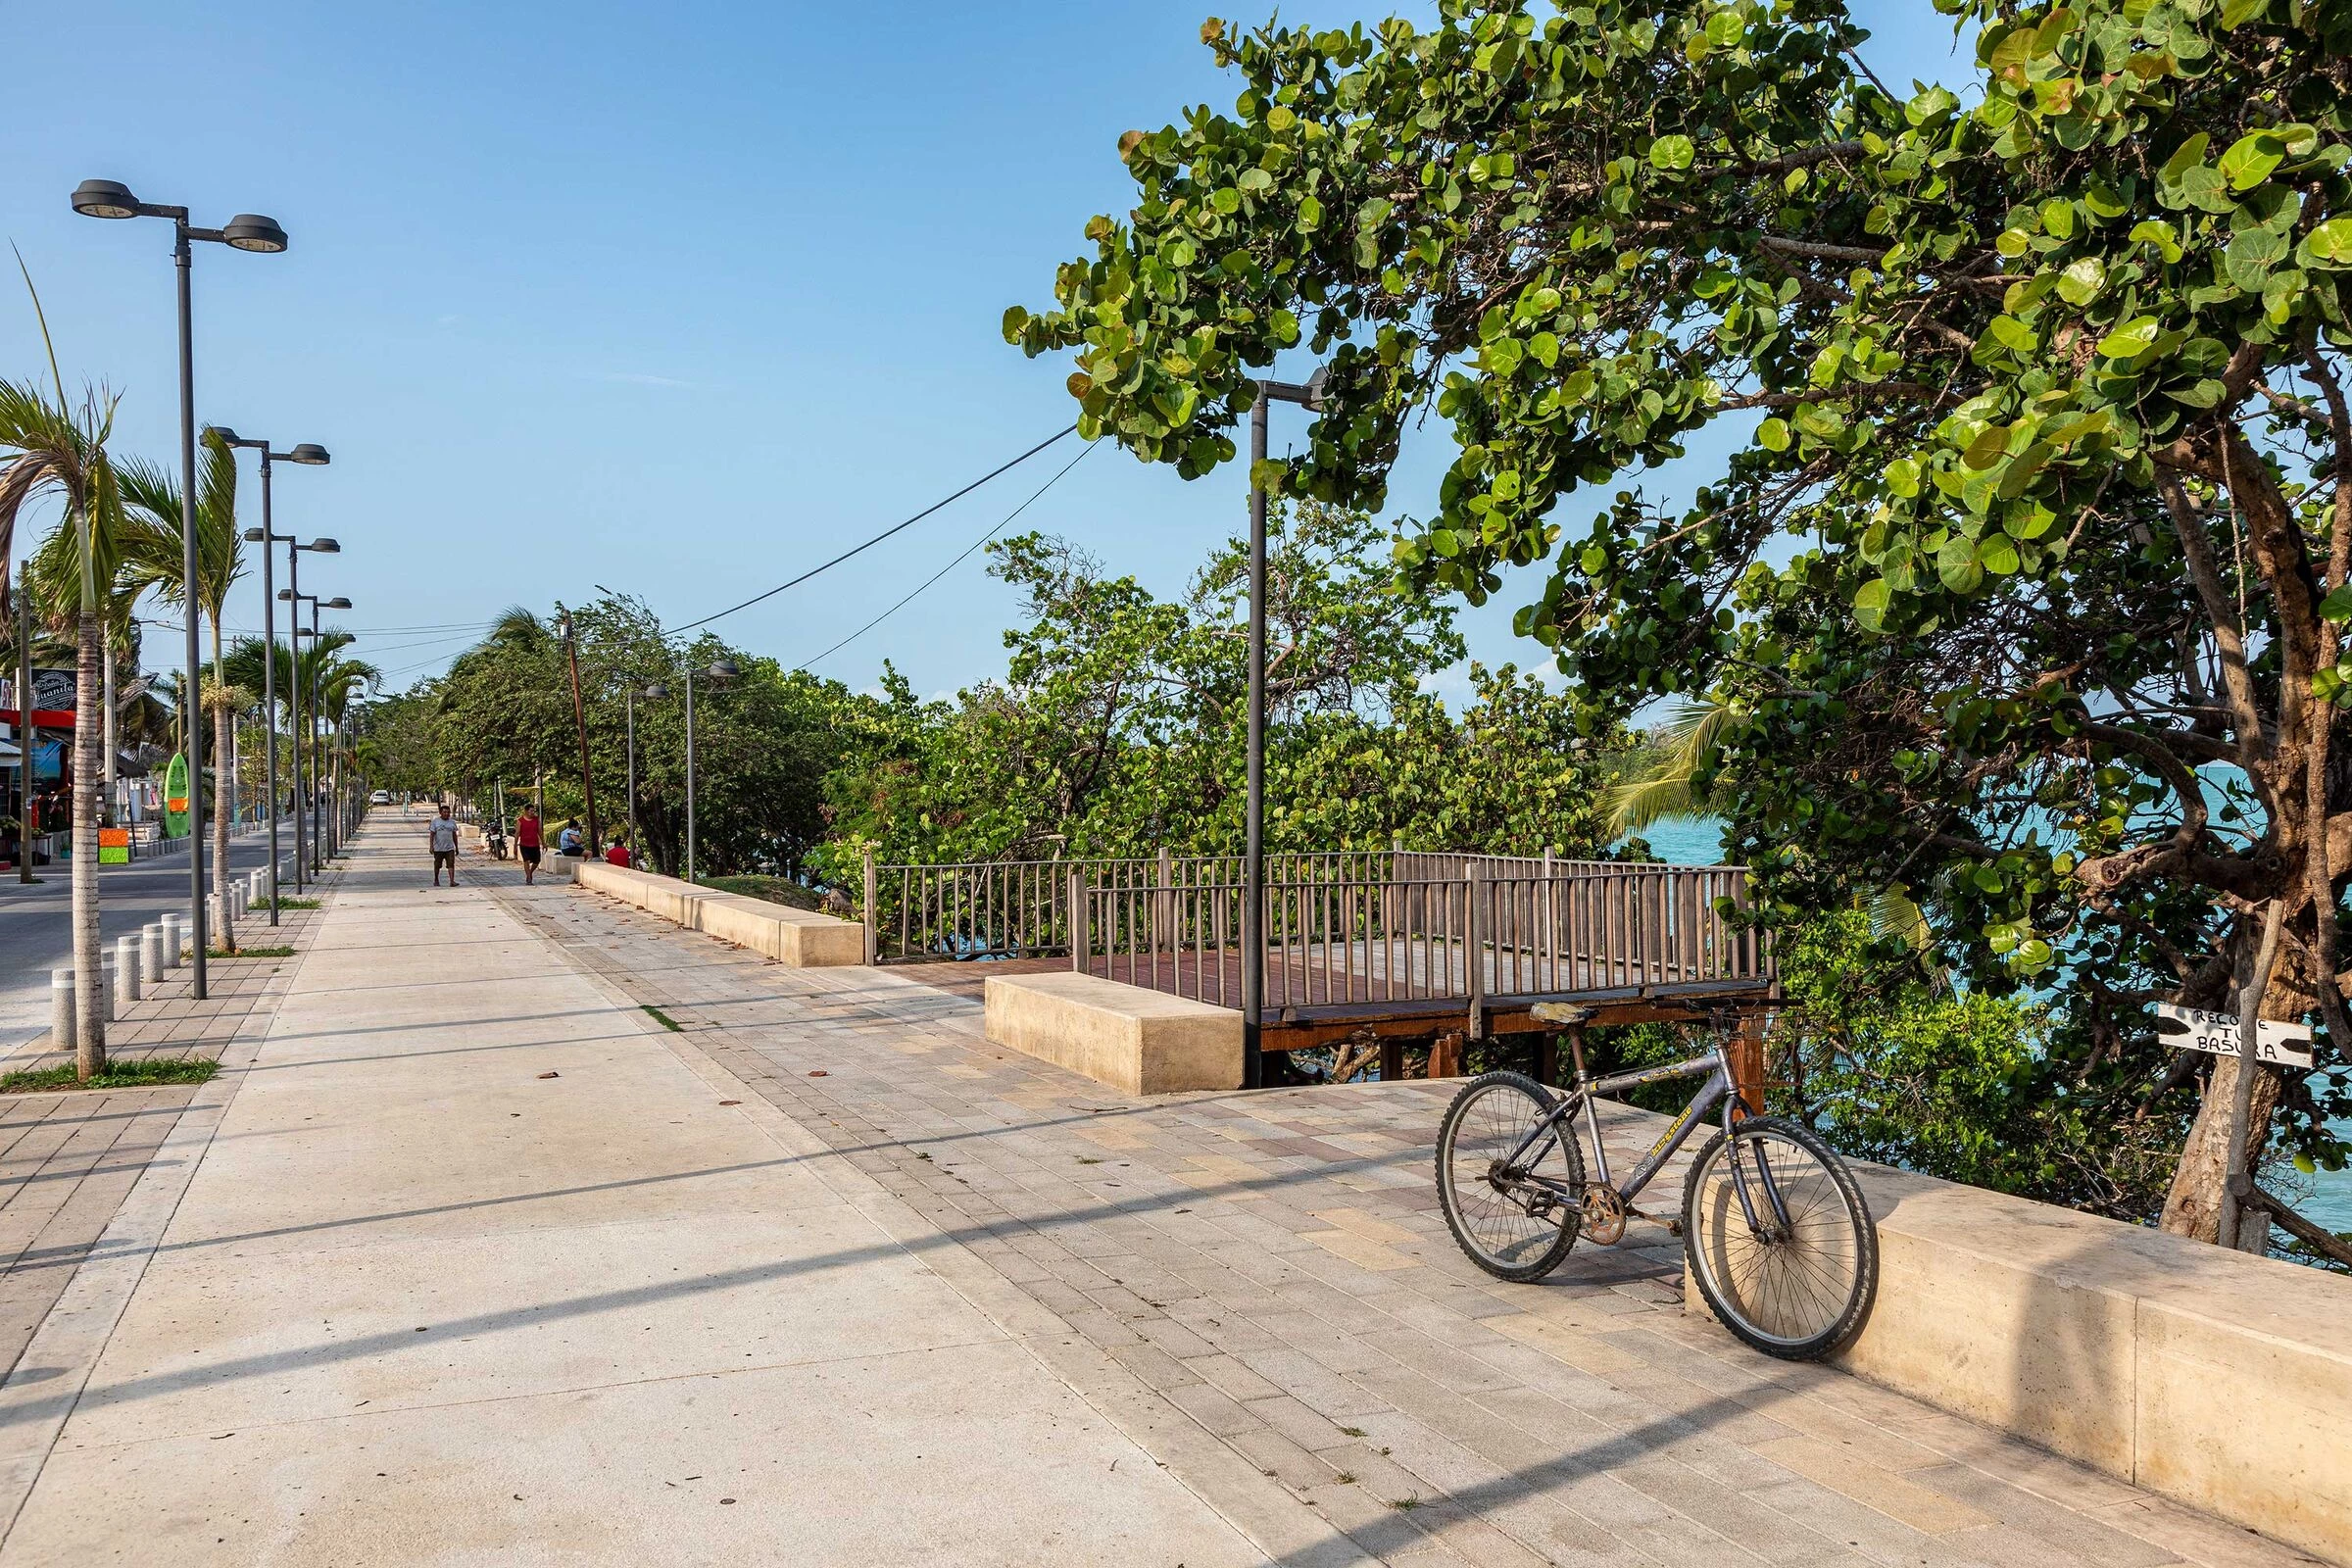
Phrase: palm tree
[
  {"left": 318, "top": 651, "right": 379, "bottom": 827},
  {"left": 118, "top": 431, "right": 245, "bottom": 952},
  {"left": 0, "top": 373, "right": 127, "bottom": 1078}
]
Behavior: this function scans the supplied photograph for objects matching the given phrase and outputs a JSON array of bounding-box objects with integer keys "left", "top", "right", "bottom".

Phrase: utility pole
[{"left": 560, "top": 612, "right": 599, "bottom": 858}]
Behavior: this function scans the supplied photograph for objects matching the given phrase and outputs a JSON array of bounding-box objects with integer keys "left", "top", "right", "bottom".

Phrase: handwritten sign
[{"left": 2153, "top": 1003, "right": 2315, "bottom": 1070}]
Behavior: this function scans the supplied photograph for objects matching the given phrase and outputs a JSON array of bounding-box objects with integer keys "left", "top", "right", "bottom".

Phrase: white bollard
[
  {"left": 49, "top": 970, "right": 74, "bottom": 1053},
  {"left": 160, "top": 912, "right": 182, "bottom": 969},
  {"left": 116, "top": 935, "right": 141, "bottom": 1007},
  {"left": 141, "top": 923, "right": 164, "bottom": 978}
]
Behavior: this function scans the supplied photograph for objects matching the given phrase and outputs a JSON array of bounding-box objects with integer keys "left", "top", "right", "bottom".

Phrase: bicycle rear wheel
[
  {"left": 1435, "top": 1071, "right": 1586, "bottom": 1282},
  {"left": 1683, "top": 1115, "right": 1877, "bottom": 1359}
]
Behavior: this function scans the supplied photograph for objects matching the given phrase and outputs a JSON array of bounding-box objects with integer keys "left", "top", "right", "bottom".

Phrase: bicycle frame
[{"left": 1496, "top": 1035, "right": 1792, "bottom": 1236}]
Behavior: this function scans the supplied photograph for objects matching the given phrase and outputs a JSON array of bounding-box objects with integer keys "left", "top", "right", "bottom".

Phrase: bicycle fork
[{"left": 1716, "top": 1039, "right": 1792, "bottom": 1243}]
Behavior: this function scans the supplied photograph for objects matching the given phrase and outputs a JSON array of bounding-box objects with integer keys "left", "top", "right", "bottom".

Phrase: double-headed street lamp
[
  {"left": 1240, "top": 368, "right": 1328, "bottom": 1089},
  {"left": 74, "top": 178, "right": 289, "bottom": 1001},
  {"left": 285, "top": 593, "right": 353, "bottom": 873},
  {"left": 216, "top": 429, "right": 329, "bottom": 922},
  {"left": 623, "top": 679, "right": 666, "bottom": 869},
  {"left": 683, "top": 659, "right": 737, "bottom": 884}
]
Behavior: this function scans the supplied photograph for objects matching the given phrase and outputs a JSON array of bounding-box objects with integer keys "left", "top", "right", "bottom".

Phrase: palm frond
[{"left": 1605, "top": 698, "right": 1737, "bottom": 836}]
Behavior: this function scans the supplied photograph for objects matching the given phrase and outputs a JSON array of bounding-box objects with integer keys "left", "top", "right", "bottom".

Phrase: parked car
[{"left": 369, "top": 790, "right": 391, "bottom": 805}]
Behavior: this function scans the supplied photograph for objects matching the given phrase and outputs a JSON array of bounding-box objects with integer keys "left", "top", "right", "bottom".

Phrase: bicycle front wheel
[
  {"left": 1683, "top": 1116, "right": 1877, "bottom": 1359},
  {"left": 1435, "top": 1071, "right": 1586, "bottom": 1282}
]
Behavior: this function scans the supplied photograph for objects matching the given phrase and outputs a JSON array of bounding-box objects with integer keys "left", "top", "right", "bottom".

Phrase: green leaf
[
  {"left": 2321, "top": 585, "right": 2352, "bottom": 621},
  {"left": 1649, "top": 134, "right": 1695, "bottom": 171},
  {"left": 1852, "top": 577, "right": 1892, "bottom": 631},
  {"left": 2039, "top": 199, "right": 2075, "bottom": 239},
  {"left": 1238, "top": 168, "right": 1274, "bottom": 193},
  {"left": 2218, "top": 132, "right": 2283, "bottom": 190},
  {"left": 2056, "top": 257, "right": 2107, "bottom": 305},
  {"left": 2306, "top": 219, "right": 2352, "bottom": 268},
  {"left": 2013, "top": 937, "right": 2055, "bottom": 972},
  {"left": 2221, "top": 0, "right": 2269, "bottom": 24},
  {"left": 1296, "top": 195, "right": 1324, "bottom": 230},
  {"left": 2159, "top": 131, "right": 2211, "bottom": 186},
  {"left": 2096, "top": 316, "right": 2160, "bottom": 359},
  {"left": 2129, "top": 220, "right": 2184, "bottom": 262},
  {"left": 1938, "top": 535, "right": 1984, "bottom": 593},
  {"left": 1757, "top": 416, "right": 1791, "bottom": 452},
  {"left": 1705, "top": 9, "right": 1744, "bottom": 45},
  {"left": 1886, "top": 458, "right": 1921, "bottom": 498},
  {"left": 1978, "top": 533, "right": 2021, "bottom": 575}
]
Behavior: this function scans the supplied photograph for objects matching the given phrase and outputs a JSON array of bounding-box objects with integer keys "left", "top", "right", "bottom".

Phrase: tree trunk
[
  {"left": 72, "top": 610, "right": 105, "bottom": 1079},
  {"left": 2160, "top": 1054, "right": 2286, "bottom": 1246}
]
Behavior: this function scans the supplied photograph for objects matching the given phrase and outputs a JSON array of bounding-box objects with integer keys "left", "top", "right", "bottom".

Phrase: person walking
[
  {"left": 515, "top": 804, "right": 544, "bottom": 885},
  {"left": 427, "top": 804, "right": 463, "bottom": 888}
]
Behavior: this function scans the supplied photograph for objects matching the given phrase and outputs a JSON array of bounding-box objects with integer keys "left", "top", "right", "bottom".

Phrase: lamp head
[
  {"left": 220, "top": 214, "right": 288, "bottom": 254},
  {"left": 71, "top": 179, "right": 139, "bottom": 220},
  {"left": 643, "top": 681, "right": 668, "bottom": 700},
  {"left": 324, "top": 597, "right": 353, "bottom": 610},
  {"left": 1302, "top": 364, "right": 1331, "bottom": 412},
  {"left": 302, "top": 538, "right": 340, "bottom": 554},
  {"left": 242, "top": 527, "right": 266, "bottom": 543},
  {"left": 277, "top": 589, "right": 295, "bottom": 602},
  {"left": 707, "top": 659, "right": 740, "bottom": 681},
  {"left": 205, "top": 424, "right": 240, "bottom": 446},
  {"left": 286, "top": 443, "right": 329, "bottom": 466}
]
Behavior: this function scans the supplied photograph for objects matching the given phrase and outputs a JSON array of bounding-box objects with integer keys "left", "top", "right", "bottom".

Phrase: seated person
[
  {"left": 558, "top": 820, "right": 583, "bottom": 857},
  {"left": 605, "top": 837, "right": 631, "bottom": 867}
]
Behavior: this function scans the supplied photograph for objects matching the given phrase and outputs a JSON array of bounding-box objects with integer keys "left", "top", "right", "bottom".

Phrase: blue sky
[{"left": 3, "top": 1, "right": 1964, "bottom": 702}]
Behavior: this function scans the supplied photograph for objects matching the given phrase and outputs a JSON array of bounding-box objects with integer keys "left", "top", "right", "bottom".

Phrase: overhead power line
[
  {"left": 798, "top": 439, "right": 1098, "bottom": 673},
  {"left": 671, "top": 423, "right": 1078, "bottom": 635}
]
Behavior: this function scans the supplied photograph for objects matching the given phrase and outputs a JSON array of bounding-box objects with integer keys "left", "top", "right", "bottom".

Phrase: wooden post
[
  {"left": 1465, "top": 865, "right": 1486, "bottom": 1042},
  {"left": 1537, "top": 1033, "right": 1558, "bottom": 1087},
  {"left": 1731, "top": 1011, "right": 1769, "bottom": 1117},
  {"left": 1430, "top": 1030, "right": 1466, "bottom": 1079},
  {"left": 1380, "top": 1039, "right": 1403, "bottom": 1083}
]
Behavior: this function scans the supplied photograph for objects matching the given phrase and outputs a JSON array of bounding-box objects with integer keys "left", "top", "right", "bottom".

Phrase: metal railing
[{"left": 871, "top": 848, "right": 1771, "bottom": 1012}]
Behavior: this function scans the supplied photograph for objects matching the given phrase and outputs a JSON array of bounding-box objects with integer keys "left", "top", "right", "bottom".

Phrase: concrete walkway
[
  {"left": 0, "top": 817, "right": 2324, "bottom": 1566},
  {"left": 0, "top": 820, "right": 1256, "bottom": 1565}
]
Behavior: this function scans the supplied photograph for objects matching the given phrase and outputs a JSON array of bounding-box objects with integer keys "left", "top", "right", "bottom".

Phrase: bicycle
[{"left": 1434, "top": 1007, "right": 1878, "bottom": 1360}]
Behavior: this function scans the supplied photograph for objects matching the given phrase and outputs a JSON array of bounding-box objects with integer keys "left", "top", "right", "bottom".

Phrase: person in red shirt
[
  {"left": 604, "top": 836, "right": 631, "bottom": 867},
  {"left": 514, "top": 807, "right": 544, "bottom": 884}
]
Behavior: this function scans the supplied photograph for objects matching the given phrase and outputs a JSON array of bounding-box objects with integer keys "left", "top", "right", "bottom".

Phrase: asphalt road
[{"left": 0, "top": 823, "right": 306, "bottom": 1054}]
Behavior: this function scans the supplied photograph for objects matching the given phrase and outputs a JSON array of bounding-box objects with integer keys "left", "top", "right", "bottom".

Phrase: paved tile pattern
[
  {"left": 502, "top": 877, "right": 2320, "bottom": 1568},
  {"left": 0, "top": 889, "right": 331, "bottom": 1383}
]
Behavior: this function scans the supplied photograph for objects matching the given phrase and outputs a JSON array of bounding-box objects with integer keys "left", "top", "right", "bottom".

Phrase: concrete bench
[
  {"left": 572, "top": 860, "right": 859, "bottom": 966},
  {"left": 1687, "top": 1155, "right": 2352, "bottom": 1561},
  {"left": 982, "top": 972, "right": 1244, "bottom": 1095}
]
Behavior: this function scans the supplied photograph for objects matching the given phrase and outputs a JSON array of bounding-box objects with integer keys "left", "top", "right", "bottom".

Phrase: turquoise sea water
[{"left": 1627, "top": 814, "right": 2351, "bottom": 1238}]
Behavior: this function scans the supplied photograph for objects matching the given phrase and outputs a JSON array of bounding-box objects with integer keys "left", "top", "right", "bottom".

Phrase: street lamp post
[
  {"left": 271, "top": 539, "right": 338, "bottom": 891},
  {"left": 1240, "top": 368, "right": 1327, "bottom": 1090},
  {"left": 624, "top": 680, "right": 666, "bottom": 871},
  {"left": 683, "top": 659, "right": 737, "bottom": 885},
  {"left": 287, "top": 593, "right": 352, "bottom": 875},
  {"left": 74, "top": 179, "right": 289, "bottom": 1001},
  {"left": 220, "top": 431, "right": 328, "bottom": 924}
]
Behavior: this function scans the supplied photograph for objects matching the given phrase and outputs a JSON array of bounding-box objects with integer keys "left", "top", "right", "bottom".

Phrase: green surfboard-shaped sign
[{"left": 164, "top": 753, "right": 190, "bottom": 839}]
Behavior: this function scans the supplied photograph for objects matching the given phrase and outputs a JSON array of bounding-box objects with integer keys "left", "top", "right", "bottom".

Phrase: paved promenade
[{"left": 0, "top": 818, "right": 2319, "bottom": 1565}]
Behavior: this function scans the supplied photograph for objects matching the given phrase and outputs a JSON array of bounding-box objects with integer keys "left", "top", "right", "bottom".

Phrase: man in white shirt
[{"left": 427, "top": 805, "right": 463, "bottom": 887}]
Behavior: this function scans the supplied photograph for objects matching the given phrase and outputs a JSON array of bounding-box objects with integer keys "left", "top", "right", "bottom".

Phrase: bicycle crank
[{"left": 1580, "top": 1186, "right": 1628, "bottom": 1246}]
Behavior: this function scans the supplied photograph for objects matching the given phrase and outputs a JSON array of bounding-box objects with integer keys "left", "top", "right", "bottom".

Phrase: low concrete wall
[
  {"left": 1688, "top": 1156, "right": 2352, "bottom": 1561},
  {"left": 572, "top": 860, "right": 859, "bottom": 966},
  {"left": 983, "top": 972, "right": 1245, "bottom": 1095}
]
